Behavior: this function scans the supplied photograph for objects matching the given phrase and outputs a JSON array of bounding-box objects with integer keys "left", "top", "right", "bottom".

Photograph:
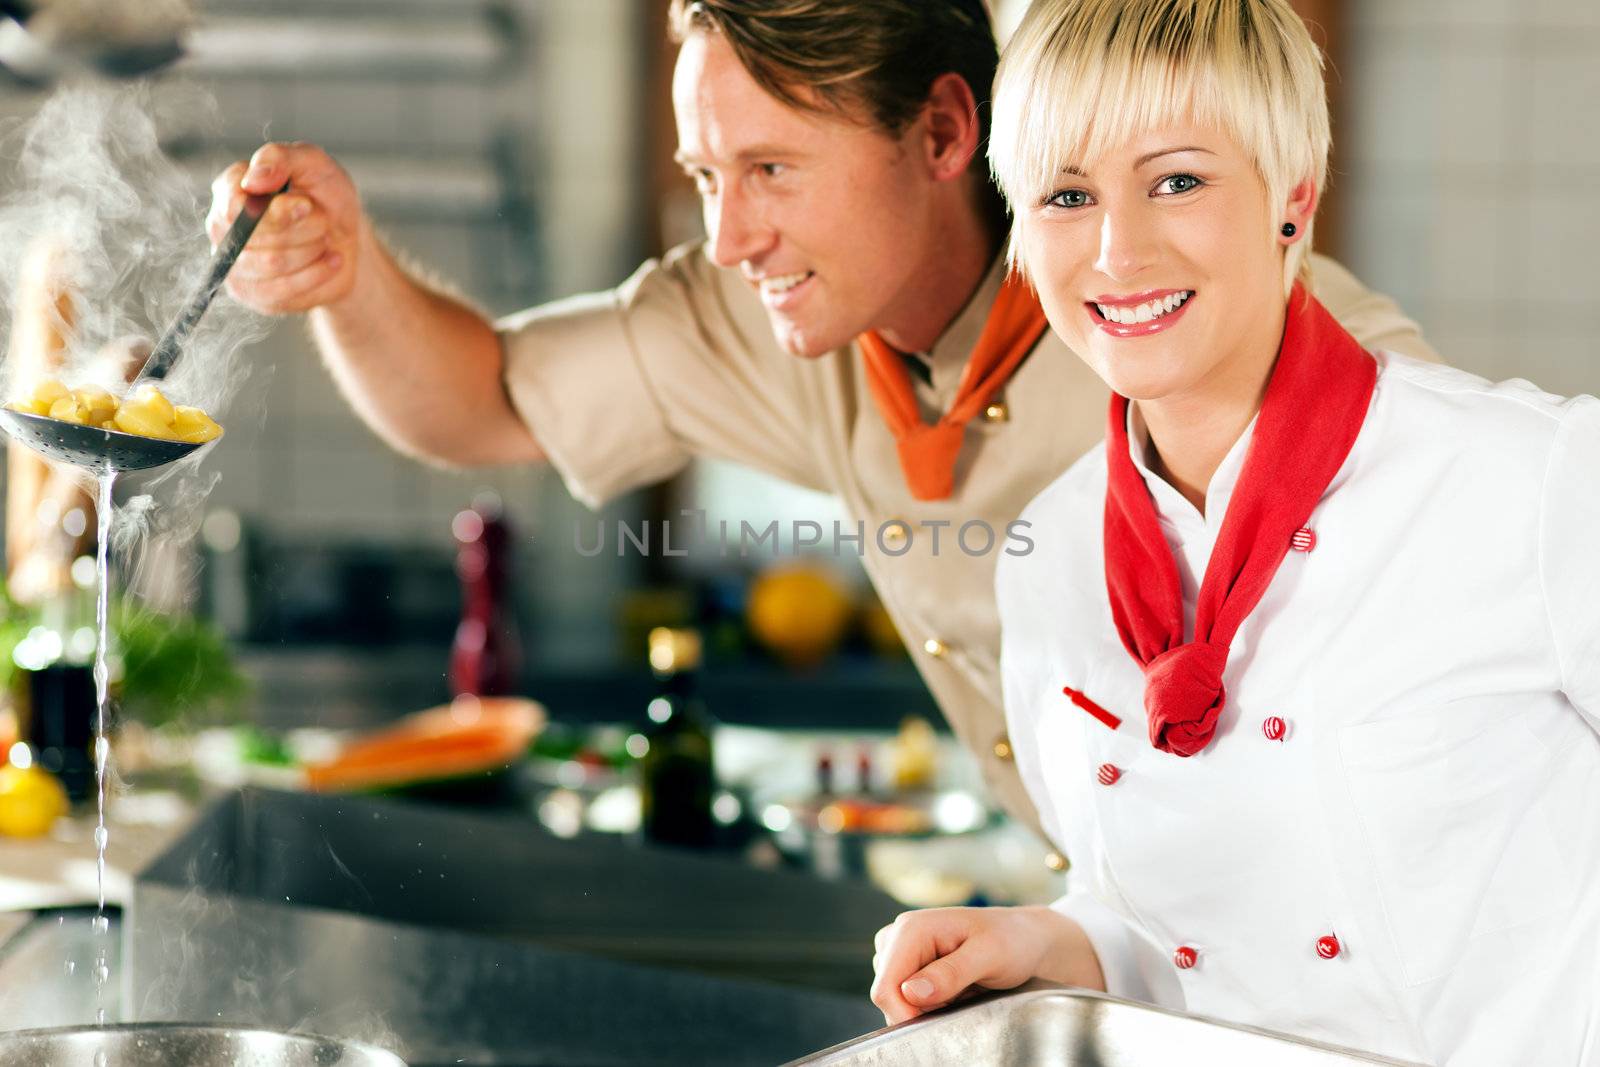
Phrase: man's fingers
[
  {"left": 207, "top": 162, "right": 248, "bottom": 240},
  {"left": 227, "top": 249, "right": 344, "bottom": 311},
  {"left": 241, "top": 141, "right": 342, "bottom": 194},
  {"left": 229, "top": 243, "right": 329, "bottom": 281},
  {"left": 209, "top": 196, "right": 328, "bottom": 251}
]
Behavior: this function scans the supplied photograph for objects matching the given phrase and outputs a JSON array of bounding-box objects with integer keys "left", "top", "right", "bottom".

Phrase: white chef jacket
[{"left": 996, "top": 351, "right": 1600, "bottom": 1066}]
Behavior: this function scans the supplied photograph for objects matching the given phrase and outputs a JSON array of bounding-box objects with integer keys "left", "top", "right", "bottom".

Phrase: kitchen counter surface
[{"left": 0, "top": 791, "right": 197, "bottom": 913}]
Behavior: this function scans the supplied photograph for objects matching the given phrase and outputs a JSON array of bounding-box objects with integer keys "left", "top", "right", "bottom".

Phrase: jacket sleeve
[
  {"left": 1051, "top": 885, "right": 1185, "bottom": 1008},
  {"left": 1539, "top": 393, "right": 1600, "bottom": 734},
  {"left": 498, "top": 242, "right": 829, "bottom": 509}
]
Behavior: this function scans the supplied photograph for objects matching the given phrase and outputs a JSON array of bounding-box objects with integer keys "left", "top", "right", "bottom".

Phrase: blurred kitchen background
[{"left": 0, "top": 0, "right": 1593, "bottom": 982}]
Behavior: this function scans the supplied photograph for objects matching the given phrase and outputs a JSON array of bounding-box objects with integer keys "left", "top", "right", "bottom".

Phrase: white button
[
  {"left": 983, "top": 401, "right": 1009, "bottom": 423},
  {"left": 882, "top": 520, "right": 910, "bottom": 545},
  {"left": 923, "top": 638, "right": 948, "bottom": 658}
]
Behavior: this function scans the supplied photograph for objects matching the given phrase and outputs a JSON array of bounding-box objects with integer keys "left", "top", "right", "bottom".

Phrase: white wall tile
[
  {"left": 1493, "top": 333, "right": 1600, "bottom": 396},
  {"left": 1515, "top": 192, "right": 1600, "bottom": 306},
  {"left": 1527, "top": 0, "right": 1600, "bottom": 30},
  {"left": 1524, "top": 47, "right": 1600, "bottom": 168},
  {"left": 1350, "top": 0, "right": 1519, "bottom": 30},
  {"left": 1343, "top": 34, "right": 1514, "bottom": 171}
]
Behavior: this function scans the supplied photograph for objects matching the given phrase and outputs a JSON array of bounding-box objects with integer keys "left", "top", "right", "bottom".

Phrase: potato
[
  {"left": 128, "top": 383, "right": 175, "bottom": 425},
  {"left": 171, "top": 406, "right": 222, "bottom": 444},
  {"left": 11, "top": 375, "right": 221, "bottom": 445},
  {"left": 112, "top": 402, "right": 178, "bottom": 439},
  {"left": 48, "top": 397, "right": 90, "bottom": 424},
  {"left": 73, "top": 385, "right": 116, "bottom": 417},
  {"left": 29, "top": 379, "right": 69, "bottom": 408}
]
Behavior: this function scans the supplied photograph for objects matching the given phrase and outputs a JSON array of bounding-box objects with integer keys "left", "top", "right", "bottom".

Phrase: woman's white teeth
[
  {"left": 762, "top": 271, "right": 811, "bottom": 295},
  {"left": 1096, "top": 291, "right": 1192, "bottom": 325}
]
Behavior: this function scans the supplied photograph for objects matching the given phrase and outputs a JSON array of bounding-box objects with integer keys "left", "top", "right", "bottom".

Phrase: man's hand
[
  {"left": 869, "top": 905, "right": 1105, "bottom": 1026},
  {"left": 208, "top": 142, "right": 365, "bottom": 314}
]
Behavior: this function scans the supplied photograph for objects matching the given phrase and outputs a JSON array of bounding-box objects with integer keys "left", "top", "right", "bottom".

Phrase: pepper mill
[{"left": 448, "top": 492, "right": 522, "bottom": 697}]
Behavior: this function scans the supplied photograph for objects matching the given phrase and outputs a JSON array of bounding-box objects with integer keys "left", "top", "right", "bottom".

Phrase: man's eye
[
  {"left": 756, "top": 162, "right": 786, "bottom": 178},
  {"left": 1045, "top": 189, "right": 1091, "bottom": 209},
  {"left": 690, "top": 170, "right": 715, "bottom": 194},
  {"left": 1157, "top": 174, "right": 1203, "bottom": 195}
]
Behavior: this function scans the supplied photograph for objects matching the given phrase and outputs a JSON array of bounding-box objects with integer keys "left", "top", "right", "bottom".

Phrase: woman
[{"left": 869, "top": 1, "right": 1600, "bottom": 1064}]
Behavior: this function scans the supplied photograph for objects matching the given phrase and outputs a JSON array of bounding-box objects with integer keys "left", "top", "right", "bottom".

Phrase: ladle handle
[{"left": 139, "top": 183, "right": 286, "bottom": 382}]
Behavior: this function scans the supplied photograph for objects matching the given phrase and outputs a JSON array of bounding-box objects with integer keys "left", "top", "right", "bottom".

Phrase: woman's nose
[{"left": 1093, "top": 208, "right": 1158, "bottom": 282}]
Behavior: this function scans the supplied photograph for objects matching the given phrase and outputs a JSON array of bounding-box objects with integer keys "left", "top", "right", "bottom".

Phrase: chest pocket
[{"left": 1337, "top": 695, "right": 1575, "bottom": 986}]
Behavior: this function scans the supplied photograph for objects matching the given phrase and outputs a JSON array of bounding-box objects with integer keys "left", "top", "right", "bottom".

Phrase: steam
[{"left": 0, "top": 79, "right": 272, "bottom": 608}]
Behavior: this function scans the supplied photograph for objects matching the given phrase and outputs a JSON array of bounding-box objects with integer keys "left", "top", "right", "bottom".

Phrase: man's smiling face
[{"left": 672, "top": 31, "right": 941, "bottom": 358}]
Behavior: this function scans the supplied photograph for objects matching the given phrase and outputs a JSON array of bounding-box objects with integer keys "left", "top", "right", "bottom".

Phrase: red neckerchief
[{"left": 1103, "top": 283, "right": 1377, "bottom": 755}]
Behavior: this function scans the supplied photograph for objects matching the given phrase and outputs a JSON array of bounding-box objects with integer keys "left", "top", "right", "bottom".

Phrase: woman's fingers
[
  {"left": 900, "top": 939, "right": 995, "bottom": 1010},
  {"left": 870, "top": 911, "right": 975, "bottom": 1026}
]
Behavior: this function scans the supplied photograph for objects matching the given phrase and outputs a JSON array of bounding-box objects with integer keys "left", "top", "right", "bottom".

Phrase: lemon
[
  {"left": 0, "top": 763, "right": 69, "bottom": 838},
  {"left": 746, "top": 564, "right": 854, "bottom": 667}
]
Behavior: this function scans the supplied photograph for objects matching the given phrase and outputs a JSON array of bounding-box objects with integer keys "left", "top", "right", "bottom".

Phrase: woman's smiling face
[{"left": 1018, "top": 120, "right": 1310, "bottom": 405}]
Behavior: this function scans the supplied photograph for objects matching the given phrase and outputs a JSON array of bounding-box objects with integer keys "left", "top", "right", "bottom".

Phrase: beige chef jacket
[{"left": 498, "top": 244, "right": 1437, "bottom": 845}]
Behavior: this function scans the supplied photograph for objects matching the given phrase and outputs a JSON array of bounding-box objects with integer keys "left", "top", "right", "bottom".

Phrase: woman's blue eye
[
  {"left": 1159, "top": 174, "right": 1203, "bottom": 195},
  {"left": 1046, "top": 189, "right": 1091, "bottom": 209}
]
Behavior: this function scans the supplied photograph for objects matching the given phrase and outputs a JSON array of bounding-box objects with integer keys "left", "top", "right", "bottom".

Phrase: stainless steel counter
[{"left": 125, "top": 787, "right": 899, "bottom": 1066}]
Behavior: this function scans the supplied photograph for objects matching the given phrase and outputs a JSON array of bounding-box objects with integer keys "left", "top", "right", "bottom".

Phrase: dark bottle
[
  {"left": 15, "top": 595, "right": 97, "bottom": 802},
  {"left": 637, "top": 626, "right": 716, "bottom": 848},
  {"left": 449, "top": 493, "right": 522, "bottom": 697}
]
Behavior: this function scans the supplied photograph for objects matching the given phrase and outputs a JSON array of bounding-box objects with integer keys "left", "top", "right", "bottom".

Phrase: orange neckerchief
[{"left": 859, "top": 273, "right": 1049, "bottom": 500}]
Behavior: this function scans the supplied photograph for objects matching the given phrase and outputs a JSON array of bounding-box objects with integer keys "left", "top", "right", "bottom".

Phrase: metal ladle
[{"left": 0, "top": 185, "right": 283, "bottom": 472}]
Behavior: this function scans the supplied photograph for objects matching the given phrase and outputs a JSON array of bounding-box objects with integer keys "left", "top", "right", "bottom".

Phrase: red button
[
  {"left": 1316, "top": 935, "right": 1341, "bottom": 959},
  {"left": 1262, "top": 716, "right": 1287, "bottom": 742},
  {"left": 1096, "top": 763, "right": 1122, "bottom": 786},
  {"left": 1290, "top": 527, "right": 1316, "bottom": 552},
  {"left": 1173, "top": 946, "right": 1198, "bottom": 969}
]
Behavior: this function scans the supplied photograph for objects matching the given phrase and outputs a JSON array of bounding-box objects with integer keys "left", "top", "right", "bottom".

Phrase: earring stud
[{"left": 1281, "top": 222, "right": 1297, "bottom": 238}]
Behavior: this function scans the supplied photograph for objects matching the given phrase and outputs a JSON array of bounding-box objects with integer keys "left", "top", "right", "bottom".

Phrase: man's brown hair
[{"left": 668, "top": 0, "right": 1005, "bottom": 228}]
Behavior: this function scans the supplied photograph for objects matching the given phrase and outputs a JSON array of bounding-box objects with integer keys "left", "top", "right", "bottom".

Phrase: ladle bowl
[
  {"left": 0, "top": 407, "right": 215, "bottom": 471},
  {"left": 0, "top": 182, "right": 274, "bottom": 472}
]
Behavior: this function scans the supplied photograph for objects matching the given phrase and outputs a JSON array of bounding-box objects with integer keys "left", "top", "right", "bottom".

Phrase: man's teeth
[
  {"left": 762, "top": 272, "right": 811, "bottom": 295},
  {"left": 1096, "top": 291, "right": 1193, "bottom": 325}
]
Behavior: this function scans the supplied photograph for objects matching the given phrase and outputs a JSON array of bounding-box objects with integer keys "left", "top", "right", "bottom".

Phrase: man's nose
[
  {"left": 1092, "top": 206, "right": 1158, "bottom": 282},
  {"left": 706, "top": 187, "right": 772, "bottom": 269}
]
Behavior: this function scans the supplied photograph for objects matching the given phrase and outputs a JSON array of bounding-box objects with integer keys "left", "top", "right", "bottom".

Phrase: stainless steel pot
[{"left": 0, "top": 1024, "right": 406, "bottom": 1066}]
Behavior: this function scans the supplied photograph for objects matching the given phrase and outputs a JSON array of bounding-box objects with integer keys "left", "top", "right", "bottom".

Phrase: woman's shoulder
[
  {"left": 1374, "top": 350, "right": 1587, "bottom": 428},
  {"left": 1367, "top": 350, "right": 1600, "bottom": 502}
]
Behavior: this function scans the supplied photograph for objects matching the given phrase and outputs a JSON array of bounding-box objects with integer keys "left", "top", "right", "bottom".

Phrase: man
[{"left": 210, "top": 0, "right": 1434, "bottom": 846}]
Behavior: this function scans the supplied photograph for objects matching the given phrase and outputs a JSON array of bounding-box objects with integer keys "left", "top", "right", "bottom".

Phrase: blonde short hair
[{"left": 989, "top": 0, "right": 1329, "bottom": 292}]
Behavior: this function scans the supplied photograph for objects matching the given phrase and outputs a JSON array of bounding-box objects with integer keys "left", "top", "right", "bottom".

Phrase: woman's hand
[
  {"left": 869, "top": 905, "right": 1106, "bottom": 1026},
  {"left": 207, "top": 142, "right": 367, "bottom": 314}
]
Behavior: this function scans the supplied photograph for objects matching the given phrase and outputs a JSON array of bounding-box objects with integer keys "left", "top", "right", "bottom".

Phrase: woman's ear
[
  {"left": 1280, "top": 177, "right": 1318, "bottom": 243},
  {"left": 921, "top": 72, "right": 982, "bottom": 183}
]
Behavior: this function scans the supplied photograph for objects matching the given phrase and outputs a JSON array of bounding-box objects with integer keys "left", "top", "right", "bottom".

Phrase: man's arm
[{"left": 212, "top": 142, "right": 543, "bottom": 468}]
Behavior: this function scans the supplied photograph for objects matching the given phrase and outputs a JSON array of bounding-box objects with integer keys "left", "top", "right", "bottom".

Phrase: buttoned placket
[{"left": 1089, "top": 404, "right": 1352, "bottom": 982}]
